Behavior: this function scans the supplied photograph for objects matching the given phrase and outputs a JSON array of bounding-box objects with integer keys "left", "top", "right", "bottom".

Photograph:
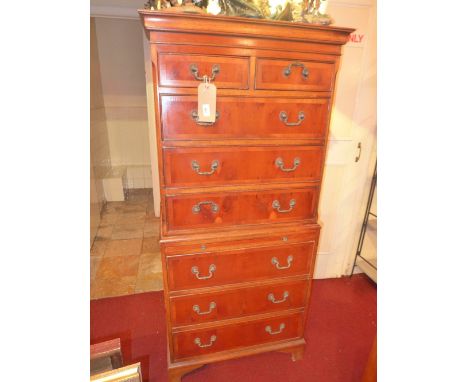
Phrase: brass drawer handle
[
  {"left": 275, "top": 157, "right": 300, "bottom": 172},
  {"left": 190, "top": 63, "right": 220, "bottom": 81},
  {"left": 283, "top": 62, "right": 309, "bottom": 79},
  {"left": 265, "top": 323, "right": 285, "bottom": 335},
  {"left": 193, "top": 302, "right": 217, "bottom": 315},
  {"left": 191, "top": 110, "right": 220, "bottom": 126},
  {"left": 267, "top": 291, "right": 289, "bottom": 304},
  {"left": 192, "top": 201, "right": 219, "bottom": 214},
  {"left": 272, "top": 199, "right": 296, "bottom": 213},
  {"left": 271, "top": 255, "right": 293, "bottom": 270},
  {"left": 191, "top": 160, "right": 219, "bottom": 176},
  {"left": 279, "top": 111, "right": 305, "bottom": 126},
  {"left": 191, "top": 264, "right": 216, "bottom": 280},
  {"left": 194, "top": 335, "right": 217, "bottom": 348}
]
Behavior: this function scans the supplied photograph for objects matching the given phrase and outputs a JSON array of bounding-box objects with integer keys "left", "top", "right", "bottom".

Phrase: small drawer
[
  {"left": 165, "top": 187, "right": 319, "bottom": 233},
  {"left": 166, "top": 241, "right": 316, "bottom": 291},
  {"left": 172, "top": 312, "right": 303, "bottom": 360},
  {"left": 163, "top": 146, "right": 324, "bottom": 187},
  {"left": 255, "top": 58, "right": 335, "bottom": 92},
  {"left": 158, "top": 53, "right": 249, "bottom": 89},
  {"left": 160, "top": 96, "right": 329, "bottom": 141},
  {"left": 170, "top": 280, "right": 310, "bottom": 327}
]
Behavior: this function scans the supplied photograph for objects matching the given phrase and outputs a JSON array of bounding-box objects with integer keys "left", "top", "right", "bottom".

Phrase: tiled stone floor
[{"left": 90, "top": 189, "right": 162, "bottom": 300}]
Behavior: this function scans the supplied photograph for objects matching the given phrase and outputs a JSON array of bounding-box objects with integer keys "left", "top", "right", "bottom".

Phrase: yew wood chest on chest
[{"left": 139, "top": 10, "right": 353, "bottom": 381}]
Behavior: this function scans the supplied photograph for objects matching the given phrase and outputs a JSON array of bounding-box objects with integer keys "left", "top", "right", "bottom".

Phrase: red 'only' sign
[{"left": 348, "top": 33, "right": 365, "bottom": 43}]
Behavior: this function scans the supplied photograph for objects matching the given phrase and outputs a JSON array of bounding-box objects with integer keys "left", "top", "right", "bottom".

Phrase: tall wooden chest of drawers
[{"left": 139, "top": 11, "right": 353, "bottom": 381}]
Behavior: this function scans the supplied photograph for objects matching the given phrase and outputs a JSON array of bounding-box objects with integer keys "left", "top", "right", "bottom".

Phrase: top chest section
[{"left": 150, "top": 33, "right": 343, "bottom": 147}]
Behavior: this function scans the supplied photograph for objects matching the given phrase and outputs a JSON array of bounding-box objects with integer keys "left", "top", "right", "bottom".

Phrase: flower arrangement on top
[{"left": 144, "top": 0, "right": 333, "bottom": 25}]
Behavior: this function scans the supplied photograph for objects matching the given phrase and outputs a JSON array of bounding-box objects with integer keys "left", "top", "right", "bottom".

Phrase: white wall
[
  {"left": 94, "top": 17, "right": 152, "bottom": 188},
  {"left": 90, "top": 18, "right": 111, "bottom": 245},
  {"left": 314, "top": 0, "right": 377, "bottom": 278}
]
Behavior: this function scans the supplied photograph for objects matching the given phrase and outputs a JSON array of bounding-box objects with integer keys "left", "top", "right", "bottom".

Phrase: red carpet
[{"left": 91, "top": 275, "right": 376, "bottom": 382}]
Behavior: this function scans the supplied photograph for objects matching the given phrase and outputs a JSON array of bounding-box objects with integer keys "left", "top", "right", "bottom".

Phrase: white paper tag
[{"left": 197, "top": 81, "right": 216, "bottom": 123}]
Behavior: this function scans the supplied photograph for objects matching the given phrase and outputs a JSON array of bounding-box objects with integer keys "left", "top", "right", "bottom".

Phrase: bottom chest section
[{"left": 162, "top": 224, "right": 321, "bottom": 362}]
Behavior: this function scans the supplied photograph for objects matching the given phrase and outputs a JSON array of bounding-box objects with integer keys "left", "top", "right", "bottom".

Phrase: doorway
[{"left": 90, "top": 16, "right": 158, "bottom": 244}]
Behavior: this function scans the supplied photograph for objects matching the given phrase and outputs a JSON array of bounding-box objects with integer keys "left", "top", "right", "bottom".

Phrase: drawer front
[
  {"left": 158, "top": 53, "right": 249, "bottom": 89},
  {"left": 172, "top": 312, "right": 303, "bottom": 359},
  {"left": 166, "top": 241, "right": 315, "bottom": 291},
  {"left": 170, "top": 280, "right": 309, "bottom": 327},
  {"left": 163, "top": 146, "right": 324, "bottom": 187},
  {"left": 166, "top": 188, "right": 318, "bottom": 233},
  {"left": 255, "top": 58, "right": 335, "bottom": 92},
  {"left": 160, "top": 96, "right": 329, "bottom": 141}
]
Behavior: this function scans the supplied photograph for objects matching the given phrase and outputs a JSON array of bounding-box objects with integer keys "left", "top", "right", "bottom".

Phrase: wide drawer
[
  {"left": 163, "top": 146, "right": 324, "bottom": 187},
  {"left": 158, "top": 53, "right": 249, "bottom": 89},
  {"left": 165, "top": 187, "right": 319, "bottom": 233},
  {"left": 166, "top": 241, "right": 316, "bottom": 291},
  {"left": 255, "top": 58, "right": 335, "bottom": 92},
  {"left": 160, "top": 96, "right": 329, "bottom": 141},
  {"left": 172, "top": 312, "right": 303, "bottom": 360},
  {"left": 170, "top": 280, "right": 310, "bottom": 327}
]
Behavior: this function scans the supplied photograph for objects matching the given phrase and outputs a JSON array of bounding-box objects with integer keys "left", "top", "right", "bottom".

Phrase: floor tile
[
  {"left": 123, "top": 204, "right": 147, "bottom": 214},
  {"left": 91, "top": 188, "right": 160, "bottom": 299},
  {"left": 143, "top": 227, "right": 159, "bottom": 238},
  {"left": 127, "top": 193, "right": 150, "bottom": 203},
  {"left": 112, "top": 223, "right": 144, "bottom": 240},
  {"left": 135, "top": 253, "right": 163, "bottom": 292},
  {"left": 135, "top": 274, "right": 164, "bottom": 293},
  {"left": 145, "top": 214, "right": 158, "bottom": 223},
  {"left": 91, "top": 276, "right": 137, "bottom": 299},
  {"left": 96, "top": 255, "right": 140, "bottom": 279},
  {"left": 104, "top": 238, "right": 142, "bottom": 257},
  {"left": 96, "top": 225, "right": 113, "bottom": 240},
  {"left": 115, "top": 211, "right": 146, "bottom": 225},
  {"left": 90, "top": 257, "right": 102, "bottom": 281},
  {"left": 99, "top": 213, "right": 119, "bottom": 226},
  {"left": 138, "top": 252, "right": 163, "bottom": 278},
  {"left": 142, "top": 237, "right": 160, "bottom": 253},
  {"left": 144, "top": 219, "right": 160, "bottom": 238},
  {"left": 91, "top": 240, "right": 107, "bottom": 257},
  {"left": 146, "top": 209, "right": 155, "bottom": 218},
  {"left": 103, "top": 202, "right": 126, "bottom": 214}
]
